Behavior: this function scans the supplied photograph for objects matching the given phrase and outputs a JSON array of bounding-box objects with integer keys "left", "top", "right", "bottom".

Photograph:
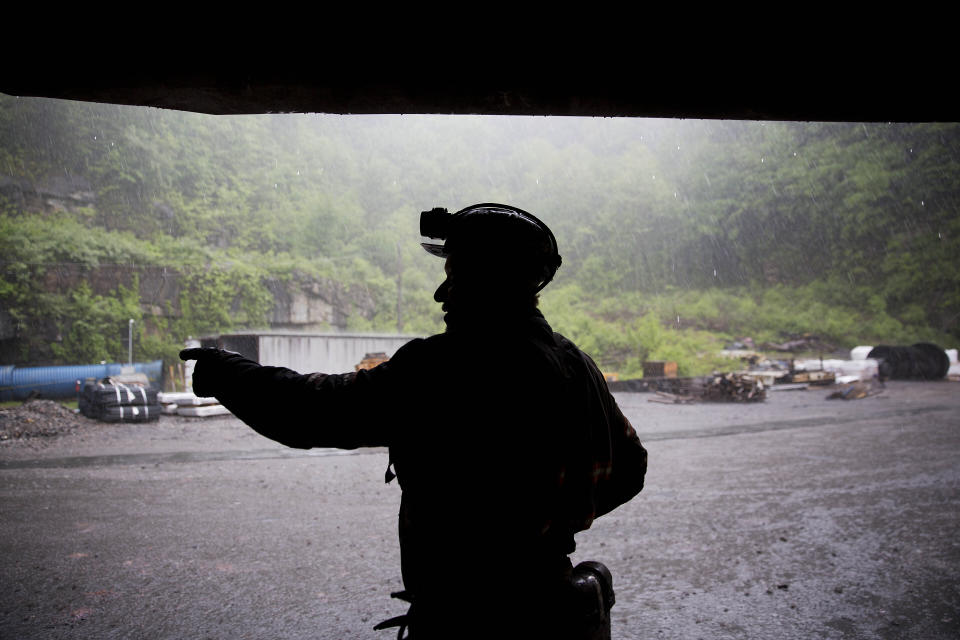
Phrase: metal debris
[
  {"left": 647, "top": 391, "right": 696, "bottom": 405},
  {"left": 635, "top": 373, "right": 766, "bottom": 403},
  {"left": 826, "top": 381, "right": 885, "bottom": 400},
  {"left": 701, "top": 373, "right": 766, "bottom": 402}
]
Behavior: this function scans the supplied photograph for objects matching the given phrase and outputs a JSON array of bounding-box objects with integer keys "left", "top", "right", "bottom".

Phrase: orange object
[
  {"left": 643, "top": 361, "right": 678, "bottom": 378},
  {"left": 355, "top": 352, "right": 390, "bottom": 371}
]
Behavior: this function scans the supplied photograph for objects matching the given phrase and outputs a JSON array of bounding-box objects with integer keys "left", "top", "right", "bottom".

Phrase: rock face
[
  {"left": 265, "top": 276, "right": 374, "bottom": 332},
  {"left": 0, "top": 265, "right": 373, "bottom": 364},
  {"left": 0, "top": 173, "right": 96, "bottom": 214},
  {"left": 0, "top": 309, "right": 15, "bottom": 342},
  {"left": 0, "top": 170, "right": 371, "bottom": 330},
  {"left": 132, "top": 270, "right": 370, "bottom": 331},
  {"left": 49, "top": 267, "right": 369, "bottom": 331},
  {"left": 1, "top": 171, "right": 376, "bottom": 364}
]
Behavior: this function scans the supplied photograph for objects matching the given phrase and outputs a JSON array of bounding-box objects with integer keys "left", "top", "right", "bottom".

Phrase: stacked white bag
[{"left": 157, "top": 392, "right": 231, "bottom": 417}]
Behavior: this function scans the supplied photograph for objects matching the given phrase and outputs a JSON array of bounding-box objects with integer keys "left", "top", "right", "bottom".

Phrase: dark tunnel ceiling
[{"left": 3, "top": 60, "right": 957, "bottom": 122}]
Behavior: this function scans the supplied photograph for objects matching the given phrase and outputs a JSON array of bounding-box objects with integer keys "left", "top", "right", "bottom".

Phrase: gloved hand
[{"left": 179, "top": 347, "right": 240, "bottom": 398}]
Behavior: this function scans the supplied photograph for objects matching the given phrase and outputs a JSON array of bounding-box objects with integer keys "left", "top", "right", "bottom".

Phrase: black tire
[
  {"left": 81, "top": 381, "right": 159, "bottom": 406},
  {"left": 867, "top": 343, "right": 948, "bottom": 380},
  {"left": 912, "top": 342, "right": 950, "bottom": 379},
  {"left": 98, "top": 403, "right": 162, "bottom": 422}
]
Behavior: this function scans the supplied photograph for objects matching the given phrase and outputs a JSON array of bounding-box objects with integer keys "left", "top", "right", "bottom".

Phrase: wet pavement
[{"left": 1, "top": 380, "right": 959, "bottom": 639}]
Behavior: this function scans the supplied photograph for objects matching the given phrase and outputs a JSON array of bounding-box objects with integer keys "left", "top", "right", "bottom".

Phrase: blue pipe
[{"left": 0, "top": 361, "right": 164, "bottom": 402}]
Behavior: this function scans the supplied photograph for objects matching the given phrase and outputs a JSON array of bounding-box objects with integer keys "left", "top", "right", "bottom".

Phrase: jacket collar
[{"left": 443, "top": 305, "right": 552, "bottom": 338}]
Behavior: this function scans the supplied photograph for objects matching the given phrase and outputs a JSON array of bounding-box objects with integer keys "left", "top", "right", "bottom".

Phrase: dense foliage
[{"left": 1, "top": 96, "right": 957, "bottom": 375}]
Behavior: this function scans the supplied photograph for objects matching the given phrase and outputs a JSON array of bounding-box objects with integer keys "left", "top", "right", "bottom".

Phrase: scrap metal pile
[
  {"left": 639, "top": 373, "right": 766, "bottom": 404},
  {"left": 701, "top": 372, "right": 767, "bottom": 402},
  {"left": 608, "top": 342, "right": 958, "bottom": 405},
  {"left": 825, "top": 380, "right": 885, "bottom": 400}
]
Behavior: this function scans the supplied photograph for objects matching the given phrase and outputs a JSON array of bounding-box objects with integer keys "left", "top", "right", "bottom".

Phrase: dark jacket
[{"left": 192, "top": 308, "right": 647, "bottom": 635}]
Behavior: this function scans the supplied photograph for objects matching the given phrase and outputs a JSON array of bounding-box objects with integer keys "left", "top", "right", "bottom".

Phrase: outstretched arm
[{"left": 180, "top": 347, "right": 394, "bottom": 449}]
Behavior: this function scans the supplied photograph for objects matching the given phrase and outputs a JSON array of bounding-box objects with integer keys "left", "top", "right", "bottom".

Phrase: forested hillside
[{"left": 1, "top": 95, "right": 957, "bottom": 375}]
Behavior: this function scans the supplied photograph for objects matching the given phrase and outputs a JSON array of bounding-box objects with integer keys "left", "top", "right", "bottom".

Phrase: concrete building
[{"left": 200, "top": 331, "right": 421, "bottom": 374}]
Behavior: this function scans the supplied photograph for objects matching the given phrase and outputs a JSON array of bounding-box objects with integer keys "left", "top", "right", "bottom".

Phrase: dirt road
[{"left": 1, "top": 381, "right": 958, "bottom": 639}]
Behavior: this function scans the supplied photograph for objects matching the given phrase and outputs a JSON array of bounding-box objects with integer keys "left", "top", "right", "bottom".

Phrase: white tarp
[
  {"left": 177, "top": 405, "right": 232, "bottom": 417},
  {"left": 158, "top": 390, "right": 227, "bottom": 417},
  {"left": 850, "top": 345, "right": 874, "bottom": 360},
  {"left": 157, "top": 392, "right": 219, "bottom": 406},
  {"left": 794, "top": 358, "right": 880, "bottom": 381}
]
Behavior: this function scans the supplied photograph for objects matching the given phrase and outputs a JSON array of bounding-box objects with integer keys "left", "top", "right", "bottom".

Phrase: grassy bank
[{"left": 540, "top": 283, "right": 956, "bottom": 379}]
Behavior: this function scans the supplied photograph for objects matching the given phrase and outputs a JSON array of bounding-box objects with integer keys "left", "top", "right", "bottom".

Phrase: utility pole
[
  {"left": 396, "top": 242, "right": 404, "bottom": 333},
  {"left": 128, "top": 319, "right": 134, "bottom": 364}
]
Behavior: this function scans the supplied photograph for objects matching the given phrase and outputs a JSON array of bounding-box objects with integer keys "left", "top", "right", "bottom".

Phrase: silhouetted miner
[{"left": 180, "top": 203, "right": 647, "bottom": 639}]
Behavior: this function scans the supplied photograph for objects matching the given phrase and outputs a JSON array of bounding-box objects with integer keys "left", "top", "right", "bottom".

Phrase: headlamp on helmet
[{"left": 419, "top": 203, "right": 562, "bottom": 293}]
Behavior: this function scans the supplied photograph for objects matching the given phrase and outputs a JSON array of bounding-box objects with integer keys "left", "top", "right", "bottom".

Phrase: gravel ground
[
  {"left": 0, "top": 401, "right": 97, "bottom": 443},
  {"left": 1, "top": 381, "right": 959, "bottom": 639}
]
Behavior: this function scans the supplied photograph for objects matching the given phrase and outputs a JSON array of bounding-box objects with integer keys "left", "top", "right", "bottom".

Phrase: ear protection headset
[{"left": 419, "top": 203, "right": 563, "bottom": 293}]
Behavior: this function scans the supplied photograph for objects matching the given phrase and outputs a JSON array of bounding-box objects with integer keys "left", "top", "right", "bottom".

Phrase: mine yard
[{"left": 1, "top": 381, "right": 959, "bottom": 639}]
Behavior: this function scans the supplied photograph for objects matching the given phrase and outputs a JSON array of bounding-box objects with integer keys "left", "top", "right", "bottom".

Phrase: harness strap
[
  {"left": 372, "top": 615, "right": 408, "bottom": 639},
  {"left": 373, "top": 591, "right": 414, "bottom": 639}
]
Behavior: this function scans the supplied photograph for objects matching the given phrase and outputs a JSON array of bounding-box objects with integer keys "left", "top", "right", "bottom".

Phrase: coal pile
[{"left": 0, "top": 400, "right": 95, "bottom": 441}]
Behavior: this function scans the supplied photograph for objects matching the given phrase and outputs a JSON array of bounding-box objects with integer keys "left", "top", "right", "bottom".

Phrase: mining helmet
[{"left": 420, "top": 203, "right": 562, "bottom": 293}]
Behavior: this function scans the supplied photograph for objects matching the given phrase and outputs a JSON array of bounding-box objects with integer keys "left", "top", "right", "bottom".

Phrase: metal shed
[{"left": 201, "top": 331, "right": 421, "bottom": 375}]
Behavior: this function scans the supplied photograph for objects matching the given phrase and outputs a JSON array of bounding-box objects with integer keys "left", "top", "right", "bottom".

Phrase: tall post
[
  {"left": 128, "top": 319, "right": 134, "bottom": 364},
  {"left": 396, "top": 242, "right": 403, "bottom": 333}
]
